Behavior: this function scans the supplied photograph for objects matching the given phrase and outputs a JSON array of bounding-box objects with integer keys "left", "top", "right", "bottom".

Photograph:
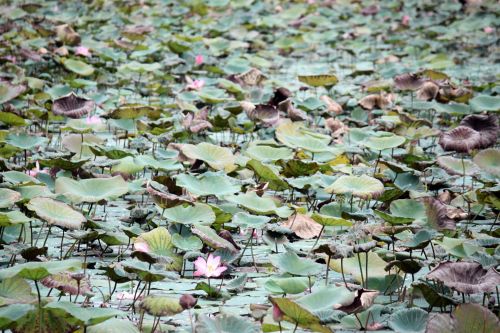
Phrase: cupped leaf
[
  {"left": 182, "top": 142, "right": 236, "bottom": 172},
  {"left": 55, "top": 176, "right": 129, "bottom": 204},
  {"left": 139, "top": 295, "right": 183, "bottom": 316},
  {"left": 388, "top": 307, "right": 428, "bottom": 333},
  {"left": 176, "top": 172, "right": 240, "bottom": 197},
  {"left": 62, "top": 58, "right": 95, "bottom": 76},
  {"left": 325, "top": 175, "right": 384, "bottom": 199},
  {"left": 0, "top": 259, "right": 81, "bottom": 281},
  {"left": 26, "top": 197, "right": 86, "bottom": 229},
  {"left": 270, "top": 250, "right": 322, "bottom": 276},
  {"left": 473, "top": 148, "right": 500, "bottom": 177},
  {"left": 162, "top": 203, "right": 215, "bottom": 226},
  {"left": 45, "top": 301, "right": 124, "bottom": 326}
]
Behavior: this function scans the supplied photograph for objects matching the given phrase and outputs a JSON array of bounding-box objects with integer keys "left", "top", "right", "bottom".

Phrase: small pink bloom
[
  {"left": 484, "top": 26, "right": 494, "bottom": 34},
  {"left": 75, "top": 46, "right": 91, "bottom": 57},
  {"left": 86, "top": 115, "right": 102, "bottom": 125},
  {"left": 26, "top": 161, "right": 49, "bottom": 177},
  {"left": 272, "top": 304, "right": 284, "bottom": 322},
  {"left": 195, "top": 54, "right": 204, "bottom": 65},
  {"left": 402, "top": 15, "right": 410, "bottom": 26},
  {"left": 186, "top": 78, "right": 205, "bottom": 91},
  {"left": 193, "top": 254, "right": 227, "bottom": 278},
  {"left": 307, "top": 0, "right": 315, "bottom": 4},
  {"left": 134, "top": 242, "right": 150, "bottom": 253}
]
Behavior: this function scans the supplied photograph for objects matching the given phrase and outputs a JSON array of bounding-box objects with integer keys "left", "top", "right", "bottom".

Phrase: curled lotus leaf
[
  {"left": 426, "top": 261, "right": 500, "bottom": 294},
  {"left": 52, "top": 92, "right": 95, "bottom": 118}
]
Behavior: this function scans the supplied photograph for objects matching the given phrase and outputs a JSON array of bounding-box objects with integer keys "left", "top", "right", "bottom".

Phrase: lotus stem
[
  {"left": 373, "top": 150, "right": 382, "bottom": 177},
  {"left": 60, "top": 229, "right": 65, "bottom": 260},
  {"left": 34, "top": 280, "right": 42, "bottom": 305},
  {"left": 341, "top": 258, "right": 348, "bottom": 289},
  {"left": 42, "top": 226, "right": 52, "bottom": 248},
  {"left": 325, "top": 255, "right": 331, "bottom": 286},
  {"left": 356, "top": 252, "right": 365, "bottom": 288}
]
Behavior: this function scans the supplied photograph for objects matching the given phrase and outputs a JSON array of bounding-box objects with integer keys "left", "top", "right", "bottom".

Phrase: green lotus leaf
[
  {"left": 0, "top": 303, "right": 35, "bottom": 330},
  {"left": 111, "top": 156, "right": 146, "bottom": 174},
  {"left": 27, "top": 197, "right": 86, "bottom": 229},
  {"left": 0, "top": 188, "right": 21, "bottom": 208},
  {"left": 12, "top": 303, "right": 73, "bottom": 332},
  {"left": 432, "top": 237, "right": 480, "bottom": 258},
  {"left": 176, "top": 172, "right": 240, "bottom": 197},
  {"left": 196, "top": 313, "right": 260, "bottom": 333},
  {"left": 437, "top": 156, "right": 479, "bottom": 176},
  {"left": 244, "top": 145, "right": 294, "bottom": 162},
  {"left": 171, "top": 233, "right": 203, "bottom": 251},
  {"left": 225, "top": 192, "right": 293, "bottom": 218},
  {"left": 297, "top": 286, "right": 354, "bottom": 313},
  {"left": 163, "top": 203, "right": 215, "bottom": 226},
  {"left": 0, "top": 111, "right": 27, "bottom": 126},
  {"left": 121, "top": 259, "right": 179, "bottom": 282},
  {"left": 469, "top": 94, "right": 500, "bottom": 112},
  {"left": 139, "top": 295, "right": 183, "bottom": 317},
  {"left": 39, "top": 157, "right": 88, "bottom": 171},
  {"left": 310, "top": 212, "right": 353, "bottom": 227},
  {"left": 246, "top": 159, "right": 290, "bottom": 191},
  {"left": 1, "top": 171, "right": 39, "bottom": 184},
  {"left": 182, "top": 142, "right": 236, "bottom": 172},
  {"left": 87, "top": 319, "right": 140, "bottom": 333},
  {"left": 232, "top": 212, "right": 271, "bottom": 229},
  {"left": 473, "top": 148, "right": 500, "bottom": 177},
  {"left": 270, "top": 250, "right": 322, "bottom": 276},
  {"left": 62, "top": 58, "right": 95, "bottom": 76},
  {"left": 5, "top": 133, "right": 47, "bottom": 150},
  {"left": 325, "top": 175, "right": 384, "bottom": 199},
  {"left": 191, "top": 225, "right": 238, "bottom": 252},
  {"left": 0, "top": 277, "right": 35, "bottom": 306},
  {"left": 298, "top": 74, "right": 338, "bottom": 88},
  {"left": 45, "top": 301, "right": 124, "bottom": 326},
  {"left": 55, "top": 176, "right": 129, "bottom": 204},
  {"left": 264, "top": 276, "right": 311, "bottom": 295},
  {"left": 0, "top": 211, "right": 30, "bottom": 227},
  {"left": 0, "top": 259, "right": 81, "bottom": 281},
  {"left": 388, "top": 308, "right": 428, "bottom": 333},
  {"left": 363, "top": 133, "right": 406, "bottom": 151},
  {"left": 269, "top": 297, "right": 322, "bottom": 327},
  {"left": 276, "top": 120, "right": 332, "bottom": 153}
]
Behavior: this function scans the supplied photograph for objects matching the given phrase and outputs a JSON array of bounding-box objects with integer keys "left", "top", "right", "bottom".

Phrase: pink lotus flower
[
  {"left": 195, "top": 54, "right": 204, "bottom": 65},
  {"left": 272, "top": 304, "right": 284, "bottom": 322},
  {"left": 134, "top": 242, "right": 150, "bottom": 253},
  {"left": 26, "top": 161, "right": 49, "bottom": 177},
  {"left": 186, "top": 77, "right": 205, "bottom": 91},
  {"left": 402, "top": 15, "right": 410, "bottom": 26},
  {"left": 194, "top": 254, "right": 227, "bottom": 278},
  {"left": 75, "top": 46, "right": 91, "bottom": 57},
  {"left": 484, "top": 26, "right": 494, "bottom": 34},
  {"left": 86, "top": 115, "right": 102, "bottom": 125}
]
